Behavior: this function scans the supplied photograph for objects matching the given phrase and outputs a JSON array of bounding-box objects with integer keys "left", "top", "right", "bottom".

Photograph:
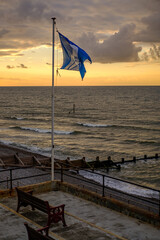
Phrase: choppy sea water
[{"left": 0, "top": 86, "right": 159, "bottom": 190}]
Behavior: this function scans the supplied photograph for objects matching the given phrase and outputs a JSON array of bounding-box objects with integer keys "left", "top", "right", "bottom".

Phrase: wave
[
  {"left": 10, "top": 117, "right": 25, "bottom": 120},
  {"left": 124, "top": 139, "right": 159, "bottom": 146},
  {"left": 79, "top": 170, "right": 159, "bottom": 199},
  {"left": 0, "top": 139, "right": 14, "bottom": 146},
  {"left": 10, "top": 126, "right": 51, "bottom": 133},
  {"left": 9, "top": 126, "right": 74, "bottom": 135},
  {"left": 5, "top": 116, "right": 50, "bottom": 122},
  {"left": 0, "top": 140, "right": 50, "bottom": 156},
  {"left": 77, "top": 122, "right": 112, "bottom": 128},
  {"left": 78, "top": 122, "right": 160, "bottom": 132},
  {"left": 55, "top": 130, "right": 74, "bottom": 135},
  {"left": 114, "top": 124, "right": 160, "bottom": 132}
]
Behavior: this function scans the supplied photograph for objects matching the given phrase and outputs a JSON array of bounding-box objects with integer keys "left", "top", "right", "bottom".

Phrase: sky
[{"left": 0, "top": 0, "right": 160, "bottom": 86}]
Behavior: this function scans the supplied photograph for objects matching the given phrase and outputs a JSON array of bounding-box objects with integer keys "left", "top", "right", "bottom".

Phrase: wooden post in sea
[
  {"left": 73, "top": 104, "right": 75, "bottom": 113},
  {"left": 133, "top": 156, "right": 136, "bottom": 163},
  {"left": 121, "top": 158, "right": 125, "bottom": 163},
  {"left": 144, "top": 154, "right": 147, "bottom": 161},
  {"left": 155, "top": 153, "right": 158, "bottom": 159}
]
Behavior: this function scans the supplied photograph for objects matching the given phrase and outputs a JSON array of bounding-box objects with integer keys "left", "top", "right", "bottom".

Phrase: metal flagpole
[{"left": 51, "top": 17, "right": 56, "bottom": 181}]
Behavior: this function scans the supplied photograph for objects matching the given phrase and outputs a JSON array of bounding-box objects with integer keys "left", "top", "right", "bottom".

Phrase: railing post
[
  {"left": 61, "top": 165, "right": 63, "bottom": 182},
  {"left": 159, "top": 191, "right": 160, "bottom": 216},
  {"left": 10, "top": 169, "right": 13, "bottom": 190},
  {"left": 102, "top": 175, "right": 105, "bottom": 197},
  {"left": 7, "top": 177, "right": 9, "bottom": 189}
]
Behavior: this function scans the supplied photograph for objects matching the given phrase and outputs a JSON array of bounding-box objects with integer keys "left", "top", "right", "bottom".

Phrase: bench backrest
[
  {"left": 24, "top": 223, "right": 54, "bottom": 240},
  {"left": 16, "top": 188, "right": 49, "bottom": 213}
]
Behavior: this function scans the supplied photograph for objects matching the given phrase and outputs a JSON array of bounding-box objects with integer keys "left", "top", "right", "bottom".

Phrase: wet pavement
[{"left": 0, "top": 190, "right": 160, "bottom": 240}]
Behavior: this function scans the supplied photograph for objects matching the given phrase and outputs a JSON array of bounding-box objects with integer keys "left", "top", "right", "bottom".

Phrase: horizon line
[{"left": 0, "top": 85, "right": 160, "bottom": 87}]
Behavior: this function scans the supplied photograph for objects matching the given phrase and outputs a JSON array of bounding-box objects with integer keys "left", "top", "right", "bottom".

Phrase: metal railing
[
  {"left": 0, "top": 167, "right": 50, "bottom": 190},
  {"left": 0, "top": 165, "right": 160, "bottom": 216},
  {"left": 57, "top": 163, "right": 160, "bottom": 216}
]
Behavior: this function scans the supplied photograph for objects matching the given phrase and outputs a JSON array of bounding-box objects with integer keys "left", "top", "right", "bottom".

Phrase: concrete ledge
[
  {"left": 0, "top": 181, "right": 56, "bottom": 198},
  {"left": 55, "top": 180, "right": 160, "bottom": 227}
]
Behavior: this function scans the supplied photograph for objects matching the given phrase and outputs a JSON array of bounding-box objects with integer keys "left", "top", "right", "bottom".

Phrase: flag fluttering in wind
[{"left": 58, "top": 32, "right": 92, "bottom": 79}]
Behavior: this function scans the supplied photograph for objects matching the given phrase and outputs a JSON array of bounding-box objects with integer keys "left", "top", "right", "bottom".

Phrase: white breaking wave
[
  {"left": 0, "top": 139, "right": 13, "bottom": 146},
  {"left": 78, "top": 122, "right": 111, "bottom": 128},
  {"left": 11, "top": 116, "right": 24, "bottom": 120},
  {"left": 55, "top": 130, "right": 74, "bottom": 135},
  {"left": 20, "top": 127, "right": 51, "bottom": 133},
  {"left": 19, "top": 127, "right": 74, "bottom": 135},
  {"left": 79, "top": 170, "right": 159, "bottom": 199}
]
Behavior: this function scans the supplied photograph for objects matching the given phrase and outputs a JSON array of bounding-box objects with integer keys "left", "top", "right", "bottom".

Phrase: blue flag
[{"left": 58, "top": 32, "right": 92, "bottom": 79}]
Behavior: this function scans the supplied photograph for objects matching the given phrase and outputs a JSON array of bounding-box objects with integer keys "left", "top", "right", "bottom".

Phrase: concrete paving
[{"left": 0, "top": 190, "right": 160, "bottom": 240}]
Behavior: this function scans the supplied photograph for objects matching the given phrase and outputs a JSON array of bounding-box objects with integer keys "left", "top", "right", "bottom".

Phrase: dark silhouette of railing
[
  {"left": 0, "top": 166, "right": 50, "bottom": 189},
  {"left": 0, "top": 164, "right": 160, "bottom": 216}
]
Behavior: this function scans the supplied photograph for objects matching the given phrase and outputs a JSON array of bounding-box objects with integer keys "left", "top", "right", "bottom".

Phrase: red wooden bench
[
  {"left": 24, "top": 223, "right": 54, "bottom": 240},
  {"left": 16, "top": 187, "right": 66, "bottom": 227}
]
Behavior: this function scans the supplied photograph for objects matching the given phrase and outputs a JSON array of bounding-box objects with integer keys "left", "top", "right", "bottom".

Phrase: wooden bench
[
  {"left": 16, "top": 188, "right": 66, "bottom": 227},
  {"left": 24, "top": 223, "right": 54, "bottom": 240}
]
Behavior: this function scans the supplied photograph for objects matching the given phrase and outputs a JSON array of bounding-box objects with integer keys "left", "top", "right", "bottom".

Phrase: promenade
[{"left": 0, "top": 190, "right": 160, "bottom": 240}]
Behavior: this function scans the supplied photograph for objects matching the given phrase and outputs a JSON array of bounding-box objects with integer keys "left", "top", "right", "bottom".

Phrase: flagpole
[{"left": 51, "top": 17, "right": 56, "bottom": 181}]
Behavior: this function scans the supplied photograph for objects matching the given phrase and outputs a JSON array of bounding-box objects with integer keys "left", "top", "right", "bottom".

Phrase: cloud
[
  {"left": 0, "top": 0, "right": 160, "bottom": 64},
  {"left": 141, "top": 44, "right": 160, "bottom": 61},
  {"left": 17, "top": 64, "right": 28, "bottom": 68},
  {"left": 78, "top": 24, "right": 142, "bottom": 63},
  {"left": 6, "top": 63, "right": 28, "bottom": 69},
  {"left": 15, "top": 53, "right": 24, "bottom": 56},
  {"left": 0, "top": 50, "right": 20, "bottom": 56},
  {"left": 136, "top": 13, "right": 160, "bottom": 42},
  {"left": 6, "top": 65, "right": 15, "bottom": 69},
  {"left": 0, "top": 28, "right": 9, "bottom": 38},
  {"left": 0, "top": 52, "right": 11, "bottom": 56}
]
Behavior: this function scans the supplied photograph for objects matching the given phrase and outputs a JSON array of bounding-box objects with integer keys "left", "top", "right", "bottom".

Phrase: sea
[{"left": 0, "top": 86, "right": 160, "bottom": 192}]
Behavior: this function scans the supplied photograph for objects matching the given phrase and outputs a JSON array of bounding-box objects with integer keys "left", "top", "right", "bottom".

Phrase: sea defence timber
[{"left": 0, "top": 143, "right": 159, "bottom": 172}]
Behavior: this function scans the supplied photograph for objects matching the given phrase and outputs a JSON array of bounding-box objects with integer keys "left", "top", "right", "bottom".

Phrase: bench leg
[
  {"left": 16, "top": 202, "right": 20, "bottom": 212},
  {"left": 16, "top": 200, "right": 35, "bottom": 212},
  {"left": 16, "top": 199, "right": 23, "bottom": 212},
  {"left": 62, "top": 219, "right": 67, "bottom": 227},
  {"left": 61, "top": 213, "right": 67, "bottom": 227},
  {"left": 47, "top": 213, "right": 67, "bottom": 227}
]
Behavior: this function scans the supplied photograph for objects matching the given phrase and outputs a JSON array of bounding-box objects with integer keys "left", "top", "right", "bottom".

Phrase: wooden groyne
[
  {"left": 0, "top": 152, "right": 159, "bottom": 171},
  {"left": 0, "top": 143, "right": 159, "bottom": 172},
  {"left": 116, "top": 153, "right": 159, "bottom": 165}
]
